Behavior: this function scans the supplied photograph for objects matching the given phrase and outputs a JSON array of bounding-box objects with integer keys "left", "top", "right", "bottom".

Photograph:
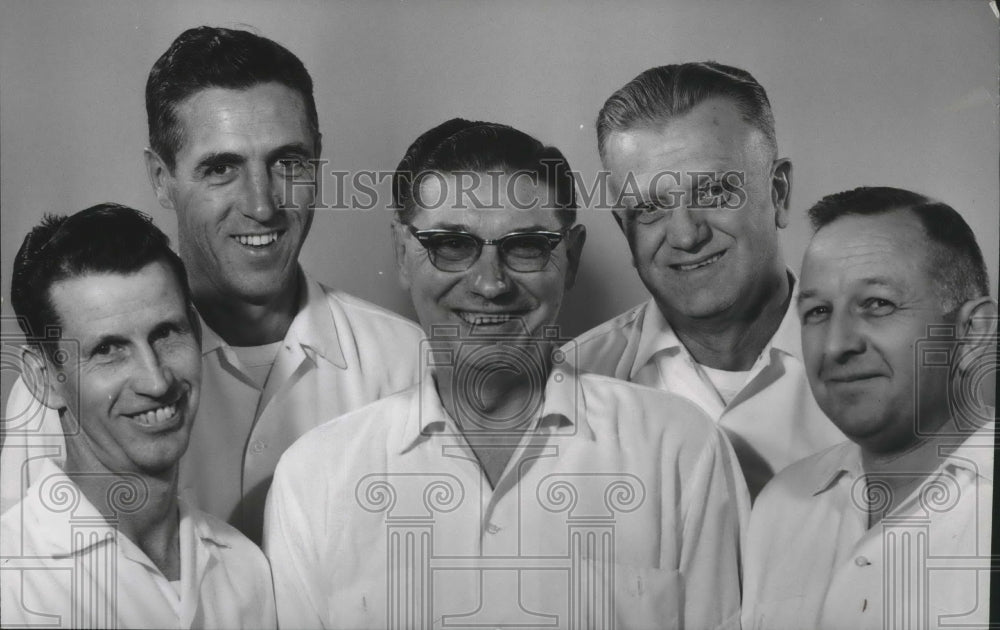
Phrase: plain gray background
[{"left": 1, "top": 0, "right": 998, "bottom": 408}]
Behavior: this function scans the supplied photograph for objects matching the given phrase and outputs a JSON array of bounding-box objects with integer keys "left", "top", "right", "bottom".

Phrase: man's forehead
[
  {"left": 172, "top": 83, "right": 312, "bottom": 151},
  {"left": 605, "top": 98, "right": 765, "bottom": 169},
  {"left": 47, "top": 265, "right": 187, "bottom": 332},
  {"left": 802, "top": 211, "right": 936, "bottom": 291},
  {"left": 411, "top": 206, "right": 564, "bottom": 233},
  {"left": 416, "top": 172, "right": 561, "bottom": 215}
]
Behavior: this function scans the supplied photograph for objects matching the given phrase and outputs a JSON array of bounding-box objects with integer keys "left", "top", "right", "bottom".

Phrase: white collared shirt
[
  {"left": 0, "top": 458, "right": 276, "bottom": 629},
  {"left": 264, "top": 364, "right": 744, "bottom": 630},
  {"left": 1, "top": 271, "right": 424, "bottom": 543},
  {"left": 569, "top": 273, "right": 845, "bottom": 498},
  {"left": 742, "top": 424, "right": 994, "bottom": 630}
]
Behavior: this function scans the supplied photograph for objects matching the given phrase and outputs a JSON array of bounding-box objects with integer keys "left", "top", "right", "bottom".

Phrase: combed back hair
[
  {"left": 11, "top": 203, "right": 192, "bottom": 358},
  {"left": 596, "top": 61, "right": 777, "bottom": 162},
  {"left": 146, "top": 25, "right": 320, "bottom": 171},
  {"left": 807, "top": 186, "right": 991, "bottom": 312},
  {"left": 392, "top": 118, "right": 577, "bottom": 227}
]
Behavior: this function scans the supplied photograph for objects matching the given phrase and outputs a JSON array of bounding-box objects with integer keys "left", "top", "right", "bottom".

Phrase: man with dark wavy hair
[
  {"left": 1, "top": 26, "right": 423, "bottom": 544},
  {"left": 265, "top": 119, "right": 743, "bottom": 630},
  {"left": 2, "top": 204, "right": 276, "bottom": 629}
]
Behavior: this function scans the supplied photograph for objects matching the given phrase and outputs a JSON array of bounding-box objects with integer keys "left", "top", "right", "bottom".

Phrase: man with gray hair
[{"left": 573, "top": 62, "right": 844, "bottom": 498}]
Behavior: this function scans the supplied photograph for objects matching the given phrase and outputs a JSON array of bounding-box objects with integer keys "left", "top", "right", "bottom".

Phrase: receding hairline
[
  {"left": 157, "top": 80, "right": 320, "bottom": 169},
  {"left": 808, "top": 206, "right": 978, "bottom": 308},
  {"left": 600, "top": 96, "right": 778, "bottom": 165}
]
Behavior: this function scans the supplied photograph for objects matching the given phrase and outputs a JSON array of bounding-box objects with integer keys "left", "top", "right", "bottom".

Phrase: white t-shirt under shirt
[
  {"left": 698, "top": 363, "right": 751, "bottom": 406},
  {"left": 230, "top": 341, "right": 283, "bottom": 390}
]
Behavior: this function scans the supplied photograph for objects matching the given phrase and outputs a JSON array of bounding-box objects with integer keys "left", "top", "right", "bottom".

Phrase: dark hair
[
  {"left": 392, "top": 118, "right": 577, "bottom": 226},
  {"left": 11, "top": 203, "right": 193, "bottom": 356},
  {"left": 146, "top": 26, "right": 320, "bottom": 170},
  {"left": 807, "top": 186, "right": 990, "bottom": 310},
  {"left": 596, "top": 61, "right": 777, "bottom": 162}
]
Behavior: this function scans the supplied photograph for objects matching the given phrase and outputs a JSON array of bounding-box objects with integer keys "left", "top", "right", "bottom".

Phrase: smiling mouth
[
  {"left": 671, "top": 250, "right": 725, "bottom": 272},
  {"left": 456, "top": 311, "right": 522, "bottom": 326},
  {"left": 234, "top": 231, "right": 281, "bottom": 247},
  {"left": 127, "top": 400, "right": 181, "bottom": 428}
]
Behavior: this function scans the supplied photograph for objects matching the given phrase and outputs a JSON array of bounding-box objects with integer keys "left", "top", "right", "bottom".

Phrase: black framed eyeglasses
[{"left": 407, "top": 225, "right": 566, "bottom": 272}]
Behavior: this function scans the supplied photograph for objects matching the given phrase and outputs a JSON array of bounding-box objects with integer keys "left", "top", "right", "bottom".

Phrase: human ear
[
  {"left": 391, "top": 221, "right": 413, "bottom": 292},
  {"left": 771, "top": 158, "right": 792, "bottom": 229},
  {"left": 144, "top": 148, "right": 177, "bottom": 211},
  {"left": 953, "top": 297, "right": 997, "bottom": 407},
  {"left": 562, "top": 225, "right": 587, "bottom": 291},
  {"left": 21, "top": 346, "right": 68, "bottom": 411}
]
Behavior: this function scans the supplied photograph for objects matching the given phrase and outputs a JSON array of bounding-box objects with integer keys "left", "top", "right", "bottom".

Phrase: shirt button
[
  {"left": 250, "top": 440, "right": 266, "bottom": 454},
  {"left": 855, "top": 556, "right": 871, "bottom": 567},
  {"left": 486, "top": 523, "right": 501, "bottom": 535}
]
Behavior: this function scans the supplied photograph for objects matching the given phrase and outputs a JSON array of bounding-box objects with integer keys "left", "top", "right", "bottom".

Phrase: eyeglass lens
[{"left": 425, "top": 232, "right": 556, "bottom": 272}]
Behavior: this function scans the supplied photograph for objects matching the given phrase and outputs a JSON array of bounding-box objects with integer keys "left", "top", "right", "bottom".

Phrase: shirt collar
[
  {"left": 938, "top": 418, "right": 994, "bottom": 482},
  {"left": 631, "top": 298, "right": 684, "bottom": 376},
  {"left": 196, "top": 309, "right": 226, "bottom": 355},
  {"left": 812, "top": 418, "right": 996, "bottom": 495},
  {"left": 396, "top": 359, "right": 594, "bottom": 455},
  {"left": 22, "top": 460, "right": 229, "bottom": 558},
  {"left": 196, "top": 268, "right": 347, "bottom": 369},
  {"left": 179, "top": 497, "right": 232, "bottom": 549},
  {"left": 767, "top": 271, "right": 803, "bottom": 359},
  {"left": 811, "top": 441, "right": 863, "bottom": 495},
  {"left": 25, "top": 458, "right": 114, "bottom": 557},
  {"left": 283, "top": 271, "right": 347, "bottom": 368},
  {"left": 631, "top": 269, "right": 801, "bottom": 372}
]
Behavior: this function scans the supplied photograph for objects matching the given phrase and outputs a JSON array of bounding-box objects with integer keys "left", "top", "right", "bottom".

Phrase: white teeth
[
  {"left": 133, "top": 404, "right": 177, "bottom": 426},
  {"left": 676, "top": 251, "right": 723, "bottom": 271},
  {"left": 458, "top": 312, "right": 513, "bottom": 325},
  {"left": 235, "top": 232, "right": 279, "bottom": 247}
]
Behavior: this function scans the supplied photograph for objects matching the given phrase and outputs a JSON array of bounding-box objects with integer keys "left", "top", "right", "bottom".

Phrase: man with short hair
[
  {"left": 742, "top": 187, "right": 995, "bottom": 629},
  {"left": 573, "top": 62, "right": 844, "bottom": 497},
  {"left": 264, "top": 119, "right": 744, "bottom": 629},
  {"left": 1, "top": 204, "right": 276, "bottom": 629},
  {"left": 1, "top": 26, "right": 423, "bottom": 542}
]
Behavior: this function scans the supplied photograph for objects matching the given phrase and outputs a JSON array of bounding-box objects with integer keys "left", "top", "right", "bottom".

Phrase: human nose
[
  {"left": 824, "top": 311, "right": 866, "bottom": 362},
  {"left": 665, "top": 207, "right": 711, "bottom": 251},
  {"left": 241, "top": 164, "right": 279, "bottom": 222},
  {"left": 131, "top": 345, "right": 173, "bottom": 398},
  {"left": 469, "top": 244, "right": 512, "bottom": 299}
]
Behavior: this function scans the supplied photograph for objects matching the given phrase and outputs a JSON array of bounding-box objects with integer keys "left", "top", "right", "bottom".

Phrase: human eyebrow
[
  {"left": 796, "top": 289, "right": 818, "bottom": 304},
  {"left": 421, "top": 222, "right": 471, "bottom": 232},
  {"left": 266, "top": 143, "right": 315, "bottom": 162},
  {"left": 861, "top": 277, "right": 897, "bottom": 288},
  {"left": 195, "top": 152, "right": 245, "bottom": 173},
  {"left": 151, "top": 316, "right": 191, "bottom": 337},
  {"left": 506, "top": 224, "right": 561, "bottom": 234}
]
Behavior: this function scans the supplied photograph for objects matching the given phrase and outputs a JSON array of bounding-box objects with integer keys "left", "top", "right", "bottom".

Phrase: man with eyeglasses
[
  {"left": 572, "top": 62, "right": 844, "bottom": 499},
  {"left": 264, "top": 119, "right": 744, "bottom": 629}
]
